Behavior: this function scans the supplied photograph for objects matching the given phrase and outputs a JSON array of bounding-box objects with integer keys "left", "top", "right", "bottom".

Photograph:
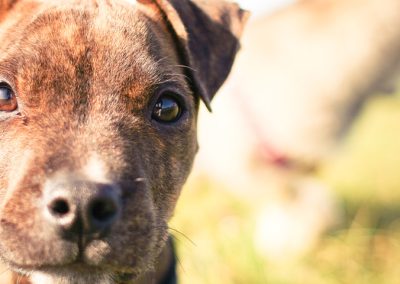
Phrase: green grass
[{"left": 170, "top": 95, "right": 400, "bottom": 284}]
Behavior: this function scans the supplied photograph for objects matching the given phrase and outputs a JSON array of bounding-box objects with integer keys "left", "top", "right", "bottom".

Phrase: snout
[
  {"left": 43, "top": 178, "right": 122, "bottom": 240},
  {"left": 0, "top": 165, "right": 161, "bottom": 277}
]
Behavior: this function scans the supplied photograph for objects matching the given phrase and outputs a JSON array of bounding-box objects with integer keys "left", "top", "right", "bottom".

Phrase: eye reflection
[
  {"left": 0, "top": 84, "right": 17, "bottom": 112},
  {"left": 152, "top": 94, "right": 182, "bottom": 123}
]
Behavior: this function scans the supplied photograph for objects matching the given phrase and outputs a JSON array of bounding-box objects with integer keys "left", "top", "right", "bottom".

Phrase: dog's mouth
[
  {"left": 6, "top": 255, "right": 139, "bottom": 284},
  {"left": 3, "top": 240, "right": 136, "bottom": 271},
  {"left": 33, "top": 262, "right": 114, "bottom": 273},
  {"left": 0, "top": 234, "right": 146, "bottom": 283}
]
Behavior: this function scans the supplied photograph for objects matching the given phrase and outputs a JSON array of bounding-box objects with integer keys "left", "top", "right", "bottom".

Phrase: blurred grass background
[{"left": 170, "top": 93, "right": 400, "bottom": 284}]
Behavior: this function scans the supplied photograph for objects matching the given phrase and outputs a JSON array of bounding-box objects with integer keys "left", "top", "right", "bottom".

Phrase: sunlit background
[
  {"left": 170, "top": 0, "right": 400, "bottom": 283},
  {"left": 235, "top": 0, "right": 294, "bottom": 16}
]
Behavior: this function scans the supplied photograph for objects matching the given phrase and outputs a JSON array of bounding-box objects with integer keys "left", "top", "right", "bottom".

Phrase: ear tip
[
  {"left": 231, "top": 2, "right": 251, "bottom": 19},
  {"left": 240, "top": 8, "right": 251, "bottom": 24},
  {"left": 201, "top": 94, "right": 213, "bottom": 112},
  {"left": 204, "top": 101, "right": 213, "bottom": 112},
  {"left": 226, "top": 1, "right": 251, "bottom": 39},
  {"left": 238, "top": 8, "right": 251, "bottom": 36}
]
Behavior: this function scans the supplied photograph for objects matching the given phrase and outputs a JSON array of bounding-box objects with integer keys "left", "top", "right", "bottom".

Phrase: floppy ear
[{"left": 138, "top": 0, "right": 249, "bottom": 110}]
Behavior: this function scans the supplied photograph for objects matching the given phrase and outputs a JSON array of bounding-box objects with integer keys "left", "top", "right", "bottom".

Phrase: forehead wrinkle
[
  {"left": 90, "top": 6, "right": 174, "bottom": 97},
  {"left": 14, "top": 9, "right": 95, "bottom": 111},
  {"left": 3, "top": 8, "right": 91, "bottom": 81}
]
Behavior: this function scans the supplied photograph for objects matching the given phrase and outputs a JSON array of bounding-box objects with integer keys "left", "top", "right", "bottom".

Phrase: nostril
[
  {"left": 48, "top": 198, "right": 70, "bottom": 217},
  {"left": 44, "top": 181, "right": 121, "bottom": 236},
  {"left": 90, "top": 198, "right": 118, "bottom": 223}
]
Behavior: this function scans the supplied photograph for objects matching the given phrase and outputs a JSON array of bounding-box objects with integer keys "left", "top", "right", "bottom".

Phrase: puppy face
[{"left": 0, "top": 0, "right": 247, "bottom": 282}]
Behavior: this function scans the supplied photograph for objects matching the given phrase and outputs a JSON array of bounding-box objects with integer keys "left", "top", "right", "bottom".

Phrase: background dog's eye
[
  {"left": 152, "top": 93, "right": 182, "bottom": 123},
  {"left": 0, "top": 84, "right": 17, "bottom": 112}
]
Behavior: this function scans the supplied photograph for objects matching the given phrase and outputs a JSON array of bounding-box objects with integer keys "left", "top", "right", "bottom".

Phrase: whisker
[
  {"left": 148, "top": 225, "right": 195, "bottom": 247},
  {"left": 173, "top": 64, "right": 197, "bottom": 72},
  {"left": 154, "top": 56, "right": 170, "bottom": 65},
  {"left": 174, "top": 253, "right": 186, "bottom": 275},
  {"left": 164, "top": 73, "right": 192, "bottom": 82},
  {"left": 168, "top": 227, "right": 196, "bottom": 247}
]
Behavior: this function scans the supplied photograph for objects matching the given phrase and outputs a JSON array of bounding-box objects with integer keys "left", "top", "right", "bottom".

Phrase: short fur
[{"left": 0, "top": 0, "right": 248, "bottom": 283}]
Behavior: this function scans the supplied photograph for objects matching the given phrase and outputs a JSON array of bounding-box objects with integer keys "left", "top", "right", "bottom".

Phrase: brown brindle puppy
[{"left": 0, "top": 0, "right": 248, "bottom": 283}]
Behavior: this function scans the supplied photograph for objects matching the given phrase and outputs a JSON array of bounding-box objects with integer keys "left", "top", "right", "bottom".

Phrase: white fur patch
[
  {"left": 30, "top": 272, "right": 112, "bottom": 284},
  {"left": 123, "top": 0, "right": 137, "bottom": 5},
  {"left": 30, "top": 273, "right": 55, "bottom": 284},
  {"left": 82, "top": 153, "right": 110, "bottom": 183}
]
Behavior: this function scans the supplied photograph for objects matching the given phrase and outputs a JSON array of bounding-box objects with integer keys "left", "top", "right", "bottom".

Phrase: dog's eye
[
  {"left": 152, "top": 93, "right": 182, "bottom": 123},
  {"left": 0, "top": 84, "right": 17, "bottom": 112}
]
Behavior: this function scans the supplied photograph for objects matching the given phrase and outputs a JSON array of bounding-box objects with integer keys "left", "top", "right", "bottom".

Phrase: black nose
[{"left": 44, "top": 180, "right": 121, "bottom": 239}]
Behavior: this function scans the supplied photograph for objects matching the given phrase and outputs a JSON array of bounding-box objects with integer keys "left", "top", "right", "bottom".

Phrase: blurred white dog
[{"left": 194, "top": 0, "right": 400, "bottom": 259}]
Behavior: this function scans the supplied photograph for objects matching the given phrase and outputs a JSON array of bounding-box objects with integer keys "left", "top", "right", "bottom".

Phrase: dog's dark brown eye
[
  {"left": 0, "top": 84, "right": 17, "bottom": 112},
  {"left": 152, "top": 94, "right": 182, "bottom": 123}
]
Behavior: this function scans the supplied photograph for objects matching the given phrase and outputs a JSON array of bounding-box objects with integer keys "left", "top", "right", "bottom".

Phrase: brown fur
[{"left": 0, "top": 0, "right": 248, "bottom": 283}]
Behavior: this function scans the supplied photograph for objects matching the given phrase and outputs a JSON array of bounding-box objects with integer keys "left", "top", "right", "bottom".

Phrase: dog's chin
[
  {"left": 29, "top": 269, "right": 114, "bottom": 284},
  {"left": 25, "top": 262, "right": 142, "bottom": 284},
  {"left": 6, "top": 261, "right": 142, "bottom": 284},
  {"left": 9, "top": 261, "right": 144, "bottom": 284}
]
